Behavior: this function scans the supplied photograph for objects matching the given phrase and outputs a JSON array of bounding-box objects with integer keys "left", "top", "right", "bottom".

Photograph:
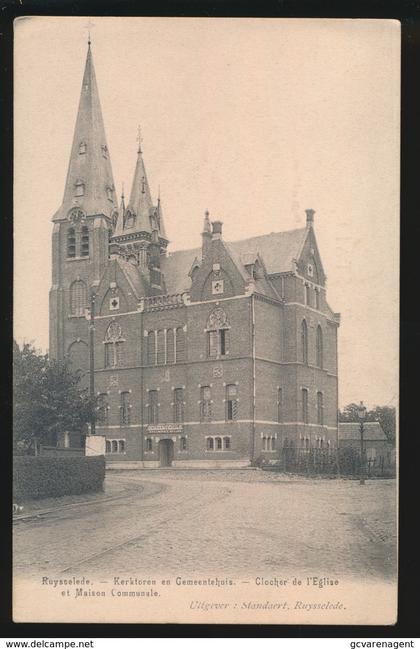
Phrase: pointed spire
[
  {"left": 202, "top": 209, "right": 211, "bottom": 234},
  {"left": 53, "top": 42, "right": 118, "bottom": 221},
  {"left": 113, "top": 131, "right": 167, "bottom": 241}
]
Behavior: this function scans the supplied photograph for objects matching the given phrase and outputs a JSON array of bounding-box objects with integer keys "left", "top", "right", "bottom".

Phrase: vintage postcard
[{"left": 13, "top": 17, "right": 399, "bottom": 624}]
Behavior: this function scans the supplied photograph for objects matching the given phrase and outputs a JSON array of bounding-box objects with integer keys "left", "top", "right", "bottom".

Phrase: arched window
[
  {"left": 124, "top": 209, "right": 135, "bottom": 229},
  {"left": 175, "top": 327, "right": 186, "bottom": 362},
  {"left": 224, "top": 437, "right": 231, "bottom": 450},
  {"left": 68, "top": 340, "right": 89, "bottom": 373},
  {"left": 147, "top": 330, "right": 156, "bottom": 366},
  {"left": 70, "top": 280, "right": 87, "bottom": 316},
  {"left": 262, "top": 436, "right": 267, "bottom": 451},
  {"left": 104, "top": 322, "right": 125, "bottom": 368},
  {"left": 271, "top": 437, "right": 276, "bottom": 451},
  {"left": 180, "top": 436, "right": 187, "bottom": 451},
  {"left": 118, "top": 440, "right": 125, "bottom": 453},
  {"left": 105, "top": 440, "right": 111, "bottom": 453},
  {"left": 146, "top": 438, "right": 153, "bottom": 452},
  {"left": 157, "top": 330, "right": 165, "bottom": 365},
  {"left": 301, "top": 320, "right": 308, "bottom": 364},
  {"left": 80, "top": 226, "right": 89, "bottom": 257},
  {"left": 316, "top": 326, "right": 323, "bottom": 368},
  {"left": 302, "top": 388, "right": 309, "bottom": 424},
  {"left": 206, "top": 307, "right": 230, "bottom": 358},
  {"left": 111, "top": 440, "right": 118, "bottom": 453},
  {"left": 216, "top": 437, "right": 222, "bottom": 450},
  {"left": 67, "top": 227, "right": 76, "bottom": 258},
  {"left": 75, "top": 180, "right": 85, "bottom": 197},
  {"left": 317, "top": 391, "right": 324, "bottom": 425},
  {"left": 207, "top": 437, "right": 214, "bottom": 451}
]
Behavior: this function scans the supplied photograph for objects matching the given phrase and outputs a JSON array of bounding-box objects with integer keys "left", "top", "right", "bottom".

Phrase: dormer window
[
  {"left": 101, "top": 144, "right": 108, "bottom": 159},
  {"left": 307, "top": 263, "right": 314, "bottom": 277},
  {"left": 74, "top": 180, "right": 85, "bottom": 197},
  {"left": 78, "top": 141, "right": 87, "bottom": 155},
  {"left": 124, "top": 209, "right": 135, "bottom": 229}
]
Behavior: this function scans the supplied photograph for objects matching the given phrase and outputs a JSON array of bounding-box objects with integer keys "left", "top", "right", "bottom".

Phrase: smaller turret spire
[{"left": 202, "top": 209, "right": 211, "bottom": 234}]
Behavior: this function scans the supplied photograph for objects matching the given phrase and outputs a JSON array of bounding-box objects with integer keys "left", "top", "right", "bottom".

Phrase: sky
[{"left": 13, "top": 17, "right": 400, "bottom": 409}]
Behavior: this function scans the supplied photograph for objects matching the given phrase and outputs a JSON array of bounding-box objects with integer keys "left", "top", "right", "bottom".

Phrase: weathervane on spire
[{"left": 137, "top": 125, "right": 143, "bottom": 154}]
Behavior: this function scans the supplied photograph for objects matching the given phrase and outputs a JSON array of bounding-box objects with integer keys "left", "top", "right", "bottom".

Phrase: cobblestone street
[{"left": 14, "top": 469, "right": 397, "bottom": 581}]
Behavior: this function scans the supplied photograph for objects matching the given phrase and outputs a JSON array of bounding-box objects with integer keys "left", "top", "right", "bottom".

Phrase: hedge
[{"left": 13, "top": 455, "right": 105, "bottom": 501}]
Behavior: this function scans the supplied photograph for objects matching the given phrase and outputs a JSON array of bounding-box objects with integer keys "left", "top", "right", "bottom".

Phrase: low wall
[
  {"left": 13, "top": 456, "right": 105, "bottom": 501},
  {"left": 106, "top": 459, "right": 251, "bottom": 470}
]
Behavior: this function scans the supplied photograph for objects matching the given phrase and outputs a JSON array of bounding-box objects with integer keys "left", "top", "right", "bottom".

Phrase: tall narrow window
[
  {"left": 315, "top": 289, "right": 320, "bottom": 310},
  {"left": 80, "top": 226, "right": 89, "bottom": 257},
  {"left": 224, "top": 437, "right": 231, "bottom": 450},
  {"left": 75, "top": 180, "right": 85, "bottom": 197},
  {"left": 208, "top": 330, "right": 219, "bottom": 358},
  {"left": 201, "top": 386, "right": 212, "bottom": 421},
  {"left": 67, "top": 227, "right": 76, "bottom": 258},
  {"left": 146, "top": 438, "right": 153, "bottom": 452},
  {"left": 147, "top": 331, "right": 156, "bottom": 366},
  {"left": 226, "top": 384, "right": 238, "bottom": 421},
  {"left": 97, "top": 393, "right": 108, "bottom": 425},
  {"left": 120, "top": 392, "right": 131, "bottom": 425},
  {"left": 174, "top": 388, "right": 184, "bottom": 423},
  {"left": 157, "top": 330, "right": 165, "bottom": 365},
  {"left": 105, "top": 440, "right": 111, "bottom": 453},
  {"left": 317, "top": 391, "right": 324, "bottom": 425},
  {"left": 305, "top": 284, "right": 311, "bottom": 306},
  {"left": 207, "top": 437, "right": 214, "bottom": 451},
  {"left": 180, "top": 436, "right": 187, "bottom": 451},
  {"left": 166, "top": 328, "right": 175, "bottom": 364},
  {"left": 175, "top": 327, "right": 185, "bottom": 362},
  {"left": 316, "top": 325, "right": 323, "bottom": 369},
  {"left": 104, "top": 322, "right": 125, "bottom": 368},
  {"left": 301, "top": 319, "right": 308, "bottom": 364},
  {"left": 277, "top": 388, "right": 283, "bottom": 423},
  {"left": 302, "top": 388, "right": 309, "bottom": 424},
  {"left": 216, "top": 436, "right": 223, "bottom": 450},
  {"left": 70, "top": 280, "right": 87, "bottom": 316},
  {"left": 149, "top": 390, "right": 159, "bottom": 424}
]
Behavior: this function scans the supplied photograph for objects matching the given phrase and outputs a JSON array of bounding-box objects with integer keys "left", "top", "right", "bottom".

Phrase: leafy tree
[
  {"left": 338, "top": 402, "right": 396, "bottom": 444},
  {"left": 13, "top": 341, "right": 96, "bottom": 454}
]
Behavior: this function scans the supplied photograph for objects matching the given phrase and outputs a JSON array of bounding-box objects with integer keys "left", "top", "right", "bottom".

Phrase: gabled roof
[
  {"left": 338, "top": 422, "right": 388, "bottom": 441},
  {"left": 230, "top": 228, "right": 307, "bottom": 275},
  {"left": 161, "top": 248, "right": 201, "bottom": 295},
  {"left": 116, "top": 256, "right": 149, "bottom": 300},
  {"left": 159, "top": 227, "right": 309, "bottom": 295}
]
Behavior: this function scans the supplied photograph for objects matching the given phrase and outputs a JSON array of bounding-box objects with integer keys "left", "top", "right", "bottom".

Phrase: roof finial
[
  {"left": 157, "top": 184, "right": 161, "bottom": 203},
  {"left": 137, "top": 125, "right": 143, "bottom": 154},
  {"left": 86, "top": 17, "right": 95, "bottom": 48},
  {"left": 121, "top": 182, "right": 125, "bottom": 200}
]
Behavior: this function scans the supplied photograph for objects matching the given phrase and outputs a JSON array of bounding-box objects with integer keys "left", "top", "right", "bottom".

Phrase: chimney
[
  {"left": 305, "top": 209, "right": 315, "bottom": 225},
  {"left": 212, "top": 220, "right": 223, "bottom": 240},
  {"left": 202, "top": 209, "right": 212, "bottom": 259}
]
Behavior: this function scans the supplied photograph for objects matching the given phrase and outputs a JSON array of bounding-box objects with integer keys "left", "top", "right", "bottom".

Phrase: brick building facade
[{"left": 49, "top": 43, "right": 340, "bottom": 467}]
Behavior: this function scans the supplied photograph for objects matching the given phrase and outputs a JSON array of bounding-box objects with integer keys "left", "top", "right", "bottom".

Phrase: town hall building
[{"left": 49, "top": 42, "right": 340, "bottom": 467}]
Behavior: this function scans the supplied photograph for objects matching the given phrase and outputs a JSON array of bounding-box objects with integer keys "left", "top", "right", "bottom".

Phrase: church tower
[
  {"left": 49, "top": 41, "right": 119, "bottom": 364},
  {"left": 111, "top": 135, "right": 168, "bottom": 293}
]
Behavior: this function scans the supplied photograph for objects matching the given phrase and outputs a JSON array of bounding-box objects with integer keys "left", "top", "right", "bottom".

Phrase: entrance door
[{"left": 159, "top": 439, "right": 174, "bottom": 467}]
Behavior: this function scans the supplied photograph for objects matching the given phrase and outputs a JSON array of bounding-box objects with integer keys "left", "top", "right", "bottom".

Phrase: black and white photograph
[{"left": 13, "top": 16, "right": 399, "bottom": 624}]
